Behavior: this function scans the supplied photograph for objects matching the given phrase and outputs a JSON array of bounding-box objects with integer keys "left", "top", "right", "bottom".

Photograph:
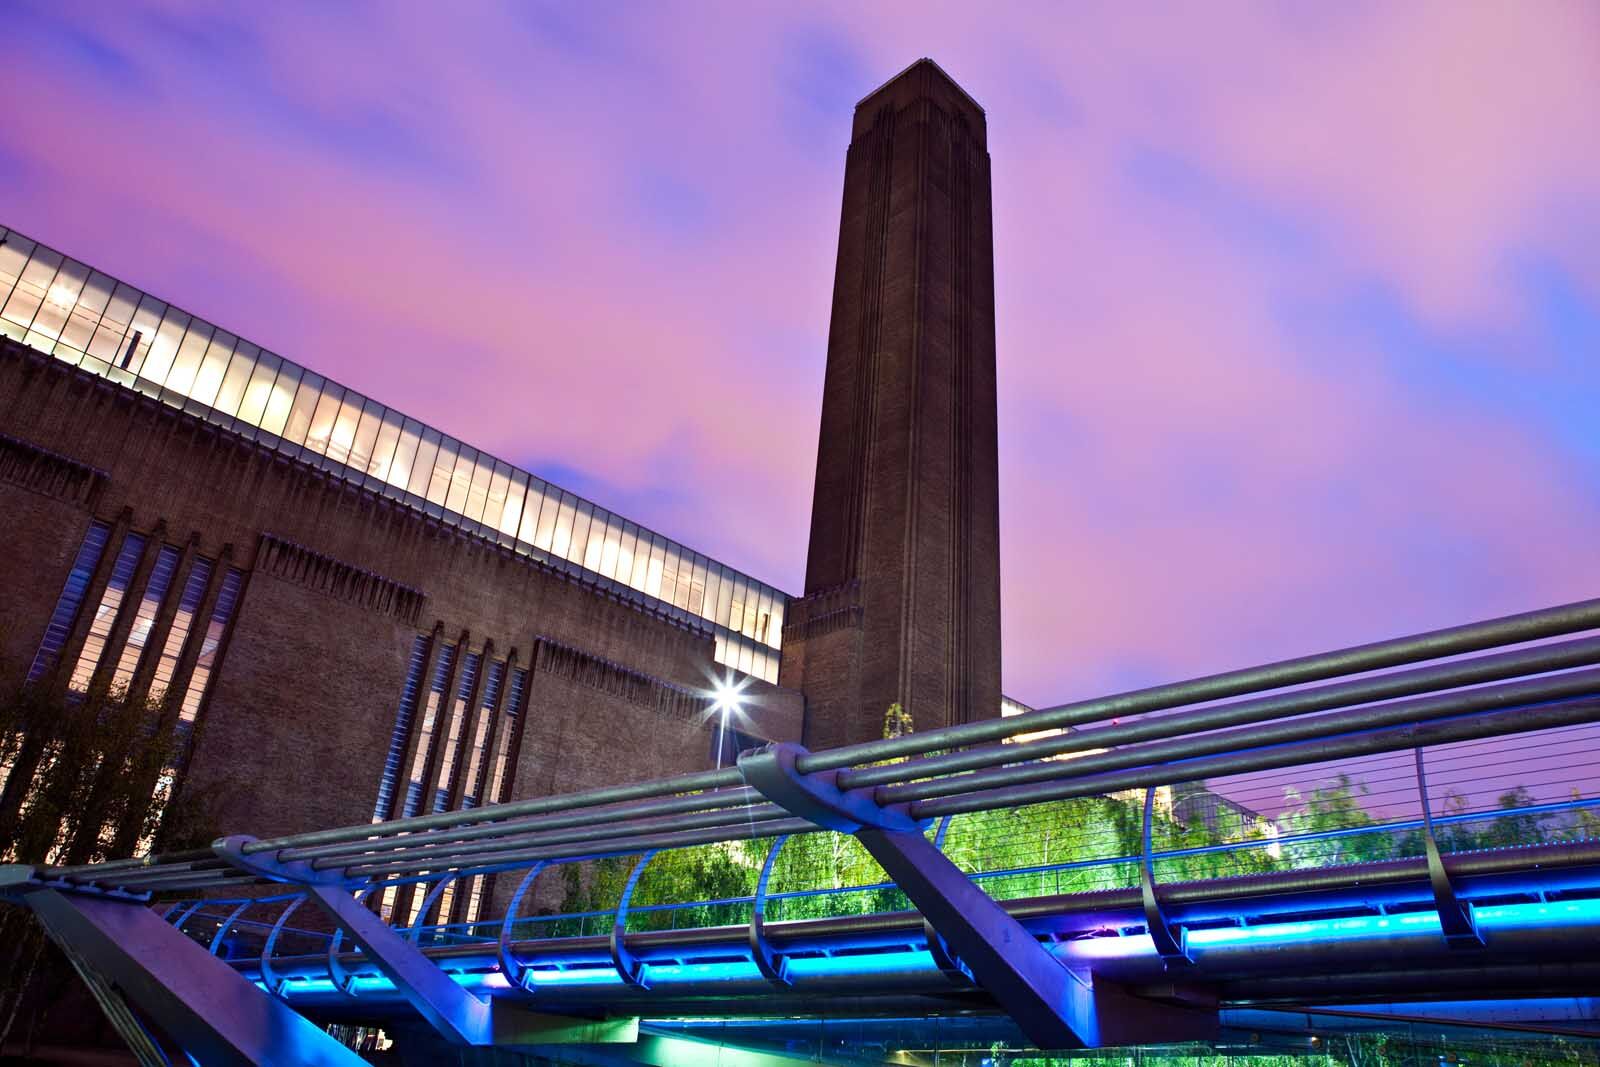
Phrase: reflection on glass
[{"left": 0, "top": 226, "right": 788, "bottom": 681}]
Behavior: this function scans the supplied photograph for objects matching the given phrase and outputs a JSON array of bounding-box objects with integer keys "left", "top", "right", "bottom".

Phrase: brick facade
[
  {"left": 781, "top": 60, "right": 1003, "bottom": 749},
  {"left": 0, "top": 338, "right": 802, "bottom": 849}
]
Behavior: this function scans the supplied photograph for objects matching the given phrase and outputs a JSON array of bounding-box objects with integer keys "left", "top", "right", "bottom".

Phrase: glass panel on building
[
  {"left": 0, "top": 228, "right": 793, "bottom": 680},
  {"left": 148, "top": 558, "right": 213, "bottom": 703},
  {"left": 431, "top": 652, "right": 480, "bottom": 813},
  {"left": 68, "top": 532, "right": 148, "bottom": 693},
  {"left": 373, "top": 636, "right": 430, "bottom": 824},
  {"left": 25, "top": 521, "right": 112, "bottom": 685},
  {"left": 175, "top": 568, "right": 244, "bottom": 728},
  {"left": 402, "top": 644, "right": 456, "bottom": 819},
  {"left": 109, "top": 544, "right": 182, "bottom": 694}
]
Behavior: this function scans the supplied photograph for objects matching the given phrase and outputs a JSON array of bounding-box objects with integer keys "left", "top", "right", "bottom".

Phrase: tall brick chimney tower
[{"left": 781, "top": 60, "right": 1001, "bottom": 750}]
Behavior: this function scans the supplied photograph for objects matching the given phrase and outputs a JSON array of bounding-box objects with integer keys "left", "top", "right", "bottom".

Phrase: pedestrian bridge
[{"left": 7, "top": 598, "right": 1600, "bottom": 1065}]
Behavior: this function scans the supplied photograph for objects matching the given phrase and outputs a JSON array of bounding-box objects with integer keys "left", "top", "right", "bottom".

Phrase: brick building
[{"left": 0, "top": 60, "right": 1001, "bottom": 920}]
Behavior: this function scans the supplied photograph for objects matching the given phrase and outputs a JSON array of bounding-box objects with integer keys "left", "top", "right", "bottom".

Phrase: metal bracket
[
  {"left": 1414, "top": 749, "right": 1484, "bottom": 948},
  {"left": 213, "top": 834, "right": 346, "bottom": 886},
  {"left": 736, "top": 742, "right": 923, "bottom": 833},
  {"left": 24, "top": 888, "right": 367, "bottom": 1065},
  {"left": 739, "top": 740, "right": 1216, "bottom": 1050},
  {"left": 207, "top": 899, "right": 256, "bottom": 958},
  {"left": 215, "top": 833, "right": 495, "bottom": 1045},
  {"left": 610, "top": 851, "right": 657, "bottom": 989},
  {"left": 407, "top": 872, "right": 463, "bottom": 943},
  {"left": 168, "top": 900, "right": 207, "bottom": 940},
  {"left": 1141, "top": 787, "right": 1191, "bottom": 964},
  {"left": 748, "top": 835, "right": 792, "bottom": 987},
  {"left": 258, "top": 895, "right": 305, "bottom": 997},
  {"left": 498, "top": 861, "right": 549, "bottom": 990},
  {"left": 327, "top": 889, "right": 375, "bottom": 996}
]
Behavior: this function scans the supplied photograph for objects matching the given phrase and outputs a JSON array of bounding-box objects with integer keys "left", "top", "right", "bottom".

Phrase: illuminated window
[
  {"left": 25, "top": 520, "right": 111, "bottom": 684},
  {"left": 2, "top": 226, "right": 795, "bottom": 681},
  {"left": 175, "top": 568, "right": 244, "bottom": 727},
  {"left": 147, "top": 559, "right": 213, "bottom": 703},
  {"left": 460, "top": 660, "right": 505, "bottom": 809},
  {"left": 109, "top": 544, "right": 181, "bottom": 694},
  {"left": 484, "top": 667, "right": 526, "bottom": 808},
  {"left": 68, "top": 532, "right": 147, "bottom": 693},
  {"left": 431, "top": 652, "right": 480, "bottom": 813},
  {"left": 463, "top": 664, "right": 525, "bottom": 924},
  {"left": 372, "top": 636, "right": 430, "bottom": 824},
  {"left": 402, "top": 645, "right": 456, "bottom": 819}
]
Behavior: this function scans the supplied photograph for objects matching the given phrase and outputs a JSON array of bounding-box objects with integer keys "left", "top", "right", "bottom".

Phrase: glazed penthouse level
[{"left": 0, "top": 227, "right": 787, "bottom": 682}]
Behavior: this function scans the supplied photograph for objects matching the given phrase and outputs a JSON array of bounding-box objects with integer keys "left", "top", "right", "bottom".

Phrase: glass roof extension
[{"left": 0, "top": 225, "right": 786, "bottom": 683}]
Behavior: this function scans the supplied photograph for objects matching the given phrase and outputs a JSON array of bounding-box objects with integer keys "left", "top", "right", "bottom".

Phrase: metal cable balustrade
[{"left": 7, "top": 595, "right": 1600, "bottom": 1062}]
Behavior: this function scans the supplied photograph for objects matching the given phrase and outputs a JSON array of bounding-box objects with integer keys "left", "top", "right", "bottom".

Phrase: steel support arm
[
  {"left": 215, "top": 835, "right": 609, "bottom": 1048},
  {"left": 215, "top": 834, "right": 499, "bottom": 1044},
  {"left": 305, "top": 881, "right": 492, "bottom": 1044},
  {"left": 737, "top": 743, "right": 1216, "bottom": 1050},
  {"left": 20, "top": 885, "right": 366, "bottom": 1066}
]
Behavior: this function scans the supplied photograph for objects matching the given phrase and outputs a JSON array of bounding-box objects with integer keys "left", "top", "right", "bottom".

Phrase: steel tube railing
[
  {"left": 280, "top": 786, "right": 766, "bottom": 865},
  {"left": 340, "top": 818, "right": 817, "bottom": 879},
  {"left": 912, "top": 697, "right": 1600, "bottom": 817},
  {"left": 33, "top": 595, "right": 1600, "bottom": 901},
  {"left": 309, "top": 803, "right": 795, "bottom": 872},
  {"left": 880, "top": 664, "right": 1600, "bottom": 804},
  {"left": 840, "top": 633, "right": 1600, "bottom": 789},
  {"left": 800, "top": 596, "right": 1600, "bottom": 772},
  {"left": 244, "top": 765, "right": 747, "bottom": 855},
  {"left": 236, "top": 838, "right": 1600, "bottom": 996}
]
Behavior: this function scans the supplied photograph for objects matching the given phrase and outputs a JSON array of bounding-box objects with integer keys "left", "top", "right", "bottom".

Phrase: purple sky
[{"left": 5, "top": 3, "right": 1600, "bottom": 709}]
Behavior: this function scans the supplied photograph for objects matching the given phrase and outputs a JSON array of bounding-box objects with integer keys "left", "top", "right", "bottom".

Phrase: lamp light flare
[
  {"left": 711, "top": 678, "right": 748, "bottom": 718},
  {"left": 708, "top": 674, "right": 749, "bottom": 769}
]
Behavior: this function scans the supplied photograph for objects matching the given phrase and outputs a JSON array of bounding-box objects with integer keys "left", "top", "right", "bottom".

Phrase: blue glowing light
[
  {"left": 258, "top": 898, "right": 1600, "bottom": 1002},
  {"left": 1068, "top": 897, "right": 1600, "bottom": 961}
]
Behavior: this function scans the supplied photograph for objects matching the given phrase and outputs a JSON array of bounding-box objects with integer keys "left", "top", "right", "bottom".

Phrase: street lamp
[{"left": 710, "top": 676, "right": 747, "bottom": 768}]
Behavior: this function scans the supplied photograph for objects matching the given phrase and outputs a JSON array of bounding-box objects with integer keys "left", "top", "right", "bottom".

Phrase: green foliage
[
  {"left": 0, "top": 678, "right": 226, "bottom": 1052},
  {"left": 883, "top": 701, "right": 914, "bottom": 740},
  {"left": 548, "top": 768, "right": 1582, "bottom": 931},
  {"left": 0, "top": 681, "right": 223, "bottom": 866}
]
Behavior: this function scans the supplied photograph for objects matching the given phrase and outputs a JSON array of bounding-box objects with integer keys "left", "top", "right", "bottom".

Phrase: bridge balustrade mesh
[{"left": 154, "top": 716, "right": 1600, "bottom": 959}]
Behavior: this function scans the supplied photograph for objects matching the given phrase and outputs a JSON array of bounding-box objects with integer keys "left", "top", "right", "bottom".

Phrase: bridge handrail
[{"left": 30, "top": 595, "right": 1600, "bottom": 922}]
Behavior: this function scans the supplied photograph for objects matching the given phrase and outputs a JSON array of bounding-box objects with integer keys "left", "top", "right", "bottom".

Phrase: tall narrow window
[
  {"left": 25, "top": 521, "right": 111, "bottom": 684},
  {"left": 402, "top": 645, "right": 456, "bottom": 819},
  {"left": 174, "top": 568, "right": 243, "bottom": 729},
  {"left": 429, "top": 648, "right": 481, "bottom": 927},
  {"left": 147, "top": 559, "right": 212, "bottom": 703},
  {"left": 431, "top": 652, "right": 480, "bottom": 813},
  {"left": 463, "top": 666, "right": 525, "bottom": 924},
  {"left": 68, "top": 532, "right": 148, "bottom": 693},
  {"left": 109, "top": 544, "right": 181, "bottom": 694},
  {"left": 460, "top": 660, "right": 505, "bottom": 809},
  {"left": 485, "top": 667, "right": 526, "bottom": 808},
  {"left": 372, "top": 636, "right": 430, "bottom": 824}
]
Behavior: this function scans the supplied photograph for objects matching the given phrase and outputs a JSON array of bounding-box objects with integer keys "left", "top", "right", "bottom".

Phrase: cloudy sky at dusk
[{"left": 5, "top": 2, "right": 1598, "bottom": 709}]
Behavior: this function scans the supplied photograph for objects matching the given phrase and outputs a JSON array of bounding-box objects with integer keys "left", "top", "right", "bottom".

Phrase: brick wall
[{"left": 0, "top": 337, "right": 802, "bottom": 848}]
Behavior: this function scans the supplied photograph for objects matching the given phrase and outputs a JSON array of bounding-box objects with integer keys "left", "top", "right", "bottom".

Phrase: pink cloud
[{"left": 5, "top": 3, "right": 1598, "bottom": 709}]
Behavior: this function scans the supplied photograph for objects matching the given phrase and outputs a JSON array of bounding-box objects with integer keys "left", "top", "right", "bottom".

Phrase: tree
[
  {"left": 882, "top": 701, "right": 914, "bottom": 740},
  {"left": 0, "top": 677, "right": 224, "bottom": 1054}
]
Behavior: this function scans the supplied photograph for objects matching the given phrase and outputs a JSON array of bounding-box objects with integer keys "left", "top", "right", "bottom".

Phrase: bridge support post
[
  {"left": 305, "top": 881, "right": 494, "bottom": 1044},
  {"left": 214, "top": 836, "right": 613, "bottom": 1049},
  {"left": 11, "top": 880, "right": 366, "bottom": 1066},
  {"left": 737, "top": 743, "right": 1217, "bottom": 1050}
]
